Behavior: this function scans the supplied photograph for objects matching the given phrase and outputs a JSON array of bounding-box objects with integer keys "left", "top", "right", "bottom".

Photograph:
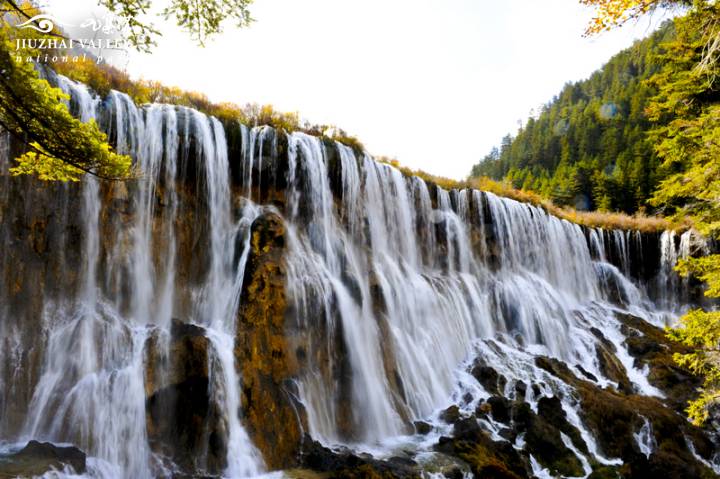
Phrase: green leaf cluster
[
  {"left": 647, "top": 4, "right": 720, "bottom": 426},
  {"left": 0, "top": 2, "right": 132, "bottom": 181},
  {"left": 98, "top": 0, "right": 254, "bottom": 51}
]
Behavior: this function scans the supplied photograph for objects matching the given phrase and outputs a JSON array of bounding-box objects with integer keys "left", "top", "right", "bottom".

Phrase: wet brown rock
[
  {"left": 590, "top": 327, "right": 633, "bottom": 394},
  {"left": 511, "top": 401, "right": 585, "bottom": 477},
  {"left": 470, "top": 363, "right": 506, "bottom": 396},
  {"left": 144, "top": 320, "right": 209, "bottom": 398},
  {"left": 617, "top": 312, "right": 702, "bottom": 411},
  {"left": 575, "top": 364, "right": 599, "bottom": 382},
  {"left": 536, "top": 395, "right": 587, "bottom": 454},
  {"left": 144, "top": 319, "right": 226, "bottom": 474},
  {"left": 487, "top": 396, "right": 511, "bottom": 424},
  {"left": 440, "top": 405, "right": 461, "bottom": 424},
  {"left": 513, "top": 381, "right": 527, "bottom": 401},
  {"left": 301, "top": 435, "right": 420, "bottom": 478},
  {"left": 452, "top": 417, "right": 483, "bottom": 442},
  {"left": 535, "top": 355, "right": 718, "bottom": 478},
  {"left": 235, "top": 212, "right": 306, "bottom": 470},
  {"left": 413, "top": 421, "right": 432, "bottom": 435},
  {"left": 476, "top": 401, "right": 492, "bottom": 418},
  {"left": 435, "top": 427, "right": 530, "bottom": 479}
]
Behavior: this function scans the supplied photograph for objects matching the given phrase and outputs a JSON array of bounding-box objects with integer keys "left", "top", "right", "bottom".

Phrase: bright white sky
[{"left": 46, "top": 0, "right": 669, "bottom": 179}]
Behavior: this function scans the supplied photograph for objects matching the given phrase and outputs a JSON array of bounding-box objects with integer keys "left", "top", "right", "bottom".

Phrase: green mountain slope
[{"left": 469, "top": 22, "right": 676, "bottom": 213}]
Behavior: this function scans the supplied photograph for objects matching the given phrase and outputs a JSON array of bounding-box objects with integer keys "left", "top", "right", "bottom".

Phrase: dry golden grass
[
  {"left": 376, "top": 157, "right": 464, "bottom": 192},
  {"left": 374, "top": 161, "right": 677, "bottom": 233},
  {"left": 467, "top": 177, "right": 680, "bottom": 232}
]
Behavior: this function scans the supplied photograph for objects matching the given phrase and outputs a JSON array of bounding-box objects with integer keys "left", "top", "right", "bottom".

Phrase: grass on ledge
[
  {"left": 378, "top": 156, "right": 676, "bottom": 233},
  {"left": 468, "top": 177, "right": 679, "bottom": 233}
]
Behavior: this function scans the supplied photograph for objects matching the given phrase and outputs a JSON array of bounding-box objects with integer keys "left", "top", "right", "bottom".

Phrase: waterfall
[
  {"left": 192, "top": 114, "right": 263, "bottom": 477},
  {"left": 281, "top": 137, "right": 670, "bottom": 454},
  {"left": 0, "top": 75, "right": 705, "bottom": 478},
  {"left": 657, "top": 229, "right": 709, "bottom": 311},
  {"left": 633, "top": 416, "right": 656, "bottom": 459},
  {"left": 21, "top": 78, "right": 153, "bottom": 478},
  {"left": 0, "top": 76, "right": 266, "bottom": 477}
]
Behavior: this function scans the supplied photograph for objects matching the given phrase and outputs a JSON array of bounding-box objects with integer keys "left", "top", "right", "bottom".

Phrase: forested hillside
[{"left": 469, "top": 22, "right": 675, "bottom": 213}]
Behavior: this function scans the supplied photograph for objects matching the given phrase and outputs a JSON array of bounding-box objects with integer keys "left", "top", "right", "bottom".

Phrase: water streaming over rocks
[{"left": 0, "top": 75, "right": 718, "bottom": 478}]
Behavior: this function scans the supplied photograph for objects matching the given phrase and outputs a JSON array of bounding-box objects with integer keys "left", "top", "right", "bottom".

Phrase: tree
[
  {"left": 542, "top": 0, "right": 720, "bottom": 424},
  {"left": 582, "top": 0, "right": 720, "bottom": 73},
  {"left": 580, "top": 0, "right": 688, "bottom": 34},
  {"left": 0, "top": 5, "right": 131, "bottom": 180},
  {"left": 468, "top": 22, "right": 672, "bottom": 213},
  {"left": 648, "top": 14, "right": 720, "bottom": 422},
  {"left": 1, "top": 0, "right": 256, "bottom": 181},
  {"left": 642, "top": 5, "right": 720, "bottom": 425},
  {"left": 97, "top": 0, "right": 254, "bottom": 51}
]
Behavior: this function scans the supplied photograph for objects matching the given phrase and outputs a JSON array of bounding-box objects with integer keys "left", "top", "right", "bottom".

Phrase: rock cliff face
[
  {"left": 0, "top": 75, "right": 718, "bottom": 478},
  {"left": 235, "top": 212, "right": 306, "bottom": 470}
]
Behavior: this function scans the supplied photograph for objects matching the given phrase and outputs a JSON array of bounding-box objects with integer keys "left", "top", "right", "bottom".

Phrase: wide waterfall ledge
[{"left": 0, "top": 73, "right": 717, "bottom": 479}]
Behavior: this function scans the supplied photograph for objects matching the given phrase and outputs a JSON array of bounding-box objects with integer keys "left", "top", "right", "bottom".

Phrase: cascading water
[
  {"left": 0, "top": 76, "right": 265, "bottom": 477},
  {"left": 282, "top": 140, "right": 671, "bottom": 454},
  {"left": 633, "top": 416, "right": 656, "bottom": 459},
  {"left": 19, "top": 79, "right": 152, "bottom": 478},
  {"left": 0, "top": 74, "right": 711, "bottom": 478}
]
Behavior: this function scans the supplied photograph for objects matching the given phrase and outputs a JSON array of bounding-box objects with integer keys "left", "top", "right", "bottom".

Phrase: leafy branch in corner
[
  {"left": 98, "top": 0, "right": 254, "bottom": 51},
  {"left": 0, "top": 0, "right": 256, "bottom": 181},
  {"left": 0, "top": 4, "right": 132, "bottom": 180}
]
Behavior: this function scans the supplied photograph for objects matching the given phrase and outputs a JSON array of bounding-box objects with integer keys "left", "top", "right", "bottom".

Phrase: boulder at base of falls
[
  {"left": 440, "top": 405, "right": 462, "bottom": 424},
  {"left": 300, "top": 435, "right": 420, "bottom": 478},
  {"left": 413, "top": 421, "right": 433, "bottom": 435},
  {"left": 0, "top": 440, "right": 86, "bottom": 478},
  {"left": 144, "top": 319, "right": 227, "bottom": 475},
  {"left": 235, "top": 212, "right": 307, "bottom": 470},
  {"left": 435, "top": 417, "right": 531, "bottom": 479}
]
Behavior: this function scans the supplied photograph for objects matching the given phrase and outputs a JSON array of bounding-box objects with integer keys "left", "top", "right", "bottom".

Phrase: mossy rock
[
  {"left": 440, "top": 405, "right": 462, "bottom": 424},
  {"left": 511, "top": 401, "right": 585, "bottom": 477},
  {"left": 590, "top": 327, "right": 633, "bottom": 394},
  {"left": 537, "top": 395, "right": 588, "bottom": 454},
  {"left": 235, "top": 212, "right": 305, "bottom": 469},
  {"left": 588, "top": 465, "right": 622, "bottom": 479},
  {"left": 616, "top": 312, "right": 701, "bottom": 411},
  {"left": 535, "top": 355, "right": 719, "bottom": 478},
  {"left": 470, "top": 363, "right": 507, "bottom": 396},
  {"left": 487, "top": 396, "right": 512, "bottom": 423},
  {"left": 453, "top": 438, "right": 529, "bottom": 479},
  {"left": 435, "top": 419, "right": 530, "bottom": 479},
  {"left": 301, "top": 436, "right": 420, "bottom": 478}
]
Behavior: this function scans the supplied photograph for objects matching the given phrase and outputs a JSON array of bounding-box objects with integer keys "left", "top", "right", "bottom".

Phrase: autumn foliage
[{"left": 580, "top": 0, "right": 684, "bottom": 34}]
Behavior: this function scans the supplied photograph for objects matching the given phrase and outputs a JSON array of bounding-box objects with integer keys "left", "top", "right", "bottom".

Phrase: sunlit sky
[{"left": 46, "top": 0, "right": 669, "bottom": 179}]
